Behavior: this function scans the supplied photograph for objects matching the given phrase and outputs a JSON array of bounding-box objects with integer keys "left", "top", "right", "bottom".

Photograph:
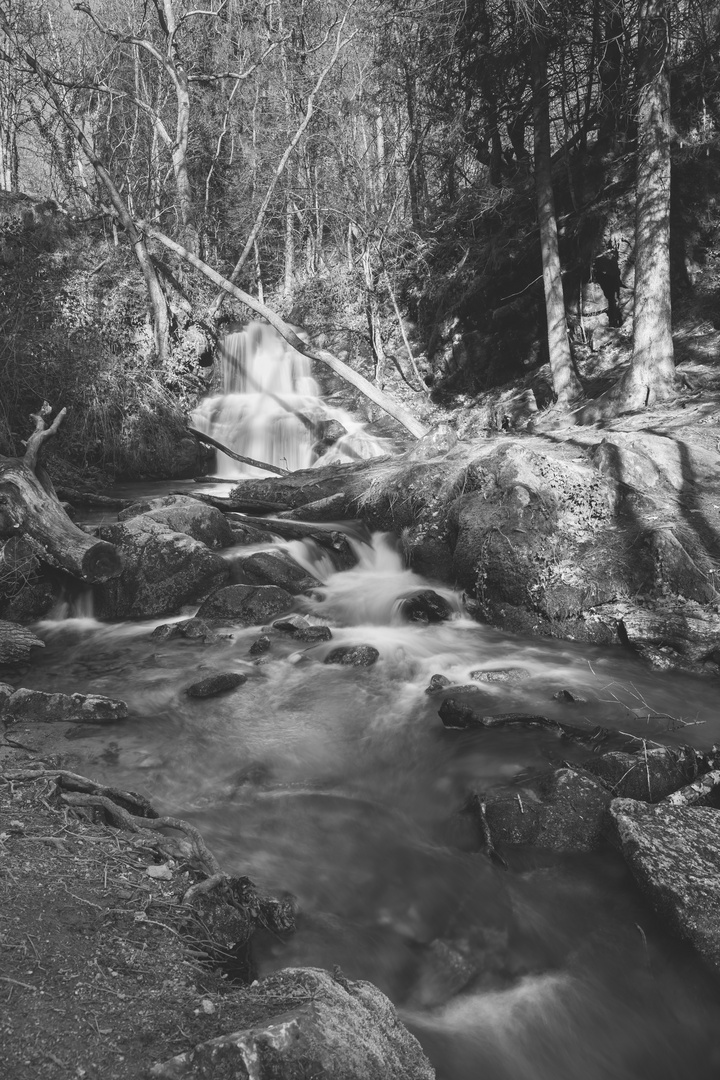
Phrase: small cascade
[{"left": 191, "top": 322, "right": 389, "bottom": 478}]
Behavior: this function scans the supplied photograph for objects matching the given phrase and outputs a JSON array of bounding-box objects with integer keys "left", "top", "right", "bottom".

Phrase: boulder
[
  {"left": 229, "top": 521, "right": 276, "bottom": 545},
  {"left": 150, "top": 618, "right": 222, "bottom": 644},
  {"left": 1, "top": 687, "right": 128, "bottom": 724},
  {"left": 117, "top": 494, "right": 235, "bottom": 549},
  {"left": 396, "top": 590, "right": 453, "bottom": 623},
  {"left": 469, "top": 667, "right": 530, "bottom": 684},
  {"left": 481, "top": 767, "right": 612, "bottom": 852},
  {"left": 150, "top": 966, "right": 435, "bottom": 1080},
  {"left": 229, "top": 549, "right": 322, "bottom": 594},
  {"left": 185, "top": 672, "right": 248, "bottom": 698},
  {"left": 197, "top": 584, "right": 294, "bottom": 625},
  {"left": 608, "top": 799, "right": 720, "bottom": 975},
  {"left": 249, "top": 635, "right": 272, "bottom": 656},
  {"left": 94, "top": 518, "right": 229, "bottom": 619},
  {"left": 425, "top": 674, "right": 451, "bottom": 694},
  {"left": 582, "top": 745, "right": 702, "bottom": 802},
  {"left": 273, "top": 615, "right": 333, "bottom": 642},
  {"left": 324, "top": 645, "right": 379, "bottom": 667}
]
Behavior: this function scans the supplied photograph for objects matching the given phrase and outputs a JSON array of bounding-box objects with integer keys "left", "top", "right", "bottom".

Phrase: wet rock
[
  {"left": 553, "top": 689, "right": 587, "bottom": 702},
  {"left": 315, "top": 418, "right": 348, "bottom": 447},
  {"left": 117, "top": 494, "right": 235, "bottom": 549},
  {"left": 249, "top": 635, "right": 272, "bottom": 656},
  {"left": 481, "top": 767, "right": 613, "bottom": 852},
  {"left": 229, "top": 549, "right": 322, "bottom": 594},
  {"left": 197, "top": 584, "right": 294, "bottom": 625},
  {"left": 470, "top": 667, "right": 530, "bottom": 684},
  {"left": 397, "top": 590, "right": 454, "bottom": 623},
  {"left": 229, "top": 521, "right": 276, "bottom": 545},
  {"left": 150, "top": 966, "right": 435, "bottom": 1080},
  {"left": 407, "top": 939, "right": 479, "bottom": 1009},
  {"left": 150, "top": 618, "right": 222, "bottom": 644},
  {"left": 582, "top": 745, "right": 702, "bottom": 802},
  {"left": 185, "top": 672, "right": 248, "bottom": 698},
  {"left": 1, "top": 687, "right": 128, "bottom": 724},
  {"left": 425, "top": 674, "right": 451, "bottom": 694},
  {"left": 324, "top": 645, "right": 379, "bottom": 667},
  {"left": 94, "top": 518, "right": 229, "bottom": 620},
  {"left": 229, "top": 516, "right": 358, "bottom": 571},
  {"left": 273, "top": 615, "right": 333, "bottom": 642},
  {"left": 439, "top": 702, "right": 557, "bottom": 732},
  {"left": 0, "top": 682, "right": 15, "bottom": 706},
  {"left": 608, "top": 799, "right": 720, "bottom": 975}
]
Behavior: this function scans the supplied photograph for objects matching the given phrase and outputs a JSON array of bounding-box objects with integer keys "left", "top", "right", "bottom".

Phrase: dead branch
[{"left": 187, "top": 425, "right": 289, "bottom": 476}]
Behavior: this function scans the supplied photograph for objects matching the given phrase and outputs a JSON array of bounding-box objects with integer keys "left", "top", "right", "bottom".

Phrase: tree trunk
[
  {"left": 0, "top": 621, "right": 44, "bottom": 664},
  {"left": 531, "top": 31, "right": 583, "bottom": 407},
  {"left": 0, "top": 410, "right": 121, "bottom": 584},
  {"left": 617, "top": 0, "right": 675, "bottom": 409}
]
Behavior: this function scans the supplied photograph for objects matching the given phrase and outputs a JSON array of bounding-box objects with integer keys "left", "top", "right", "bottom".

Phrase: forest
[
  {"left": 0, "top": 0, "right": 718, "bottom": 474},
  {"left": 3, "top": 4, "right": 720, "bottom": 1080}
]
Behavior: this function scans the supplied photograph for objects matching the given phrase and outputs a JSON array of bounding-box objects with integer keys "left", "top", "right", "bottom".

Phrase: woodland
[
  {"left": 0, "top": 0, "right": 718, "bottom": 477},
  {"left": 3, "top": 5, "right": 720, "bottom": 1079}
]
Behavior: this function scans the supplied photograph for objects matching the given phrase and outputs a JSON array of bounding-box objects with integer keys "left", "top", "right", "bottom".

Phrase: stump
[{"left": 0, "top": 407, "right": 121, "bottom": 584}]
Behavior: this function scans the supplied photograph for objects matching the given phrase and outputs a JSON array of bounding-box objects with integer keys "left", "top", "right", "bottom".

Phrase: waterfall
[{"left": 191, "top": 322, "right": 389, "bottom": 478}]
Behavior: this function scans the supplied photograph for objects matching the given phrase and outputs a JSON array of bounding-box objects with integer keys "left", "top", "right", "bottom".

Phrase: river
[{"left": 23, "top": 513, "right": 720, "bottom": 1080}]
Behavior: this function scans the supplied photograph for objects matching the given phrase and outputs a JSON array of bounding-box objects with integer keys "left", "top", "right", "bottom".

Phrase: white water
[
  {"left": 190, "top": 322, "right": 389, "bottom": 477},
  {"left": 26, "top": 529, "right": 720, "bottom": 1079}
]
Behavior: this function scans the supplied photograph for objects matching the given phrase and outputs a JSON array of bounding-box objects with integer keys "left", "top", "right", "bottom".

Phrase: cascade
[{"left": 190, "top": 322, "right": 389, "bottom": 478}]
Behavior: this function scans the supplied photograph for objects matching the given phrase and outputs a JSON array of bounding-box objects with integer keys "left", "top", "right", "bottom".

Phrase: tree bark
[
  {"left": 531, "top": 31, "right": 583, "bottom": 407},
  {"left": 0, "top": 621, "right": 44, "bottom": 664},
  {"left": 0, "top": 410, "right": 121, "bottom": 583},
  {"left": 617, "top": 0, "right": 675, "bottom": 408}
]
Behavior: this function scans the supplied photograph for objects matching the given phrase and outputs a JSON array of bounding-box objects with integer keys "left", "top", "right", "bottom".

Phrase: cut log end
[{"left": 80, "top": 540, "right": 123, "bottom": 583}]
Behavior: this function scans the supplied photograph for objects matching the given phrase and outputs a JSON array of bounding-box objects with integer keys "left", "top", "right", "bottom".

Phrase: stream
[
  {"left": 24, "top": 519, "right": 720, "bottom": 1080},
  {"left": 23, "top": 324, "right": 720, "bottom": 1078}
]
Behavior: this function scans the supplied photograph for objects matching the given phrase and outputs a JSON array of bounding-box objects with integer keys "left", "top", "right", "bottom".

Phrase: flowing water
[
  {"left": 21, "top": 330, "right": 720, "bottom": 1077},
  {"left": 190, "top": 322, "right": 389, "bottom": 476}
]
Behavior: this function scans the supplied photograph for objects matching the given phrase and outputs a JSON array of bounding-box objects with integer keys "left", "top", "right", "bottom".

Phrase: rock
[
  {"left": 295, "top": 625, "right": 333, "bottom": 643},
  {"left": 396, "top": 590, "right": 453, "bottom": 623},
  {"left": 0, "top": 682, "right": 15, "bottom": 706},
  {"left": 150, "top": 618, "right": 222, "bottom": 644},
  {"left": 1, "top": 687, "right": 128, "bottom": 724},
  {"left": 582, "top": 745, "right": 702, "bottom": 802},
  {"left": 150, "top": 966, "right": 435, "bottom": 1080},
  {"left": 425, "top": 674, "right": 451, "bottom": 694},
  {"left": 0, "top": 621, "right": 45, "bottom": 664},
  {"left": 315, "top": 418, "right": 348, "bottom": 446},
  {"left": 553, "top": 689, "right": 587, "bottom": 702},
  {"left": 94, "top": 518, "right": 229, "bottom": 620},
  {"left": 249, "top": 635, "right": 272, "bottom": 656},
  {"left": 229, "top": 549, "right": 321, "bottom": 594},
  {"left": 324, "top": 645, "right": 379, "bottom": 667},
  {"left": 185, "top": 672, "right": 248, "bottom": 698},
  {"left": 229, "top": 522, "right": 276, "bottom": 545},
  {"left": 197, "top": 584, "right": 294, "bottom": 625},
  {"left": 469, "top": 667, "right": 530, "bottom": 683},
  {"left": 273, "top": 615, "right": 333, "bottom": 642},
  {"left": 608, "top": 799, "right": 720, "bottom": 975},
  {"left": 117, "top": 494, "right": 235, "bottom": 549},
  {"left": 482, "top": 767, "right": 612, "bottom": 852},
  {"left": 406, "top": 939, "right": 479, "bottom": 1009}
]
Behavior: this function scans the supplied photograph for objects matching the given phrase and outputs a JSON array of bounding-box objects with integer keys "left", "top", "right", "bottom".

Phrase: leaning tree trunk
[
  {"left": 617, "top": 0, "right": 675, "bottom": 409},
  {"left": 531, "top": 30, "right": 583, "bottom": 407},
  {"left": 0, "top": 409, "right": 121, "bottom": 583}
]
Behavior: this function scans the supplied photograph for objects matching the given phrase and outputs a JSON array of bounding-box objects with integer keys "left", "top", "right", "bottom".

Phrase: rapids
[{"left": 25, "top": 529, "right": 720, "bottom": 1080}]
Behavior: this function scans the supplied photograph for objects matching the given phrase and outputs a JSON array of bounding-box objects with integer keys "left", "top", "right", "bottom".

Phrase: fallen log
[
  {"left": 0, "top": 620, "right": 45, "bottom": 664},
  {"left": 173, "top": 490, "right": 290, "bottom": 514},
  {"left": 133, "top": 219, "right": 429, "bottom": 440},
  {"left": 0, "top": 408, "right": 121, "bottom": 583},
  {"left": 186, "top": 425, "right": 290, "bottom": 477}
]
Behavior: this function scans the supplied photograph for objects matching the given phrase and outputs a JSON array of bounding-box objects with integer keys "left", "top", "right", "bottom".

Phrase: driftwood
[
  {"left": 174, "top": 490, "right": 290, "bottom": 514},
  {"left": 0, "top": 408, "right": 121, "bottom": 583},
  {"left": 438, "top": 701, "right": 618, "bottom": 749},
  {"left": 662, "top": 770, "right": 720, "bottom": 808},
  {"left": 186, "top": 425, "right": 290, "bottom": 477},
  {"left": 0, "top": 621, "right": 44, "bottom": 664}
]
